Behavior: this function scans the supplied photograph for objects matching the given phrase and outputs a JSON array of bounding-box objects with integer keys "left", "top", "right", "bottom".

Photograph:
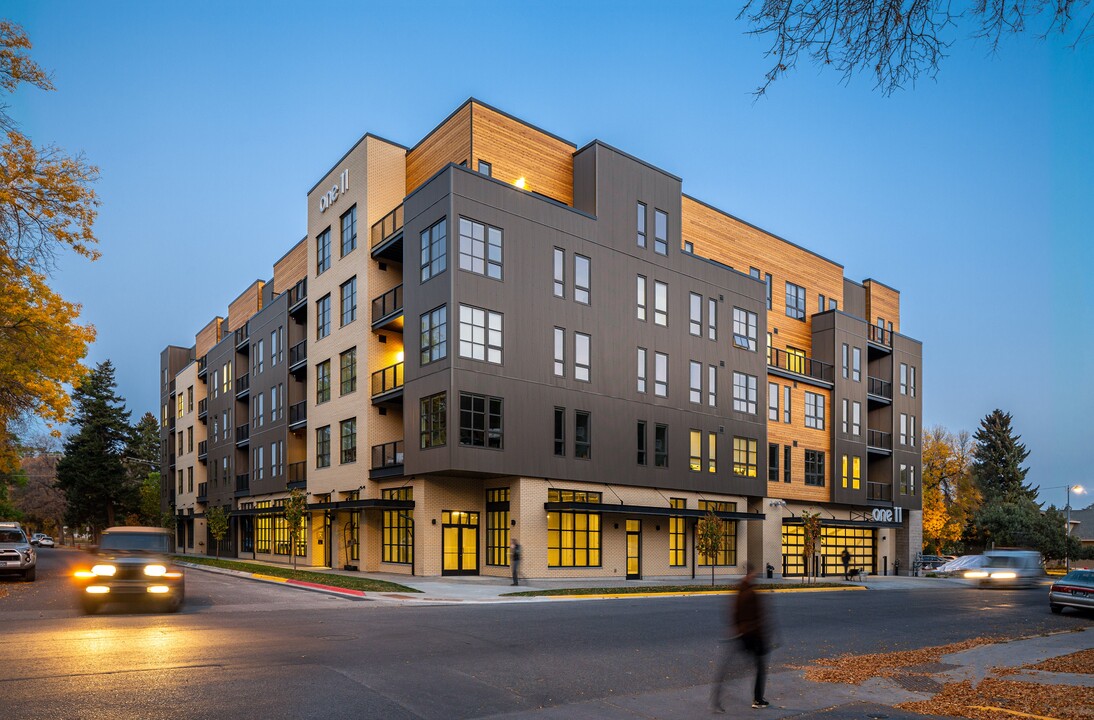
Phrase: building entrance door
[
  {"left": 442, "top": 510, "right": 479, "bottom": 576},
  {"left": 626, "top": 519, "right": 641, "bottom": 579}
]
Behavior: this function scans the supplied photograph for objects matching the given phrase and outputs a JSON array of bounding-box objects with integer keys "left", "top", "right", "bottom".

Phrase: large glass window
[
  {"left": 316, "top": 360, "right": 331, "bottom": 404},
  {"left": 733, "top": 372, "right": 757, "bottom": 414},
  {"left": 669, "top": 498, "right": 685, "bottom": 566},
  {"left": 574, "top": 410, "right": 591, "bottom": 459},
  {"left": 420, "top": 392, "right": 446, "bottom": 449},
  {"left": 554, "top": 407, "right": 565, "bottom": 456},
  {"left": 689, "top": 429, "right": 701, "bottom": 472},
  {"left": 708, "top": 431, "right": 717, "bottom": 473},
  {"left": 768, "top": 443, "right": 779, "bottom": 482},
  {"left": 655, "top": 424, "right": 668, "bottom": 467},
  {"left": 458, "top": 217, "right": 502, "bottom": 279},
  {"left": 486, "top": 488, "right": 510, "bottom": 566},
  {"left": 852, "top": 347, "right": 861, "bottom": 382},
  {"left": 654, "top": 281, "right": 668, "bottom": 326},
  {"left": 459, "top": 393, "right": 502, "bottom": 449},
  {"left": 420, "top": 217, "right": 447, "bottom": 283},
  {"left": 708, "top": 365, "right": 717, "bottom": 407},
  {"left": 733, "top": 437, "right": 757, "bottom": 477},
  {"left": 636, "top": 421, "right": 647, "bottom": 465},
  {"left": 340, "top": 418, "right": 357, "bottom": 464},
  {"left": 805, "top": 391, "right": 825, "bottom": 429},
  {"left": 547, "top": 489, "right": 601, "bottom": 567},
  {"left": 782, "top": 525, "right": 876, "bottom": 577},
  {"left": 574, "top": 254, "right": 590, "bottom": 304},
  {"left": 340, "top": 347, "right": 356, "bottom": 395},
  {"left": 900, "top": 363, "right": 908, "bottom": 395},
  {"left": 636, "top": 275, "right": 647, "bottom": 320},
  {"left": 689, "top": 293, "right": 702, "bottom": 336},
  {"left": 316, "top": 294, "right": 331, "bottom": 339},
  {"left": 459, "top": 305, "right": 502, "bottom": 364},
  {"left": 637, "top": 347, "right": 647, "bottom": 393},
  {"left": 420, "top": 305, "right": 447, "bottom": 365},
  {"left": 316, "top": 425, "right": 331, "bottom": 468},
  {"left": 852, "top": 401, "right": 861, "bottom": 436},
  {"left": 690, "top": 361, "right": 701, "bottom": 403},
  {"left": 340, "top": 205, "right": 357, "bottom": 257},
  {"left": 785, "top": 281, "right": 806, "bottom": 320},
  {"left": 316, "top": 228, "right": 331, "bottom": 274},
  {"left": 553, "top": 248, "right": 565, "bottom": 297},
  {"left": 768, "top": 382, "right": 779, "bottom": 421},
  {"left": 804, "top": 449, "right": 825, "bottom": 486},
  {"left": 382, "top": 487, "right": 413, "bottom": 564},
  {"left": 698, "top": 500, "right": 737, "bottom": 566},
  {"left": 708, "top": 298, "right": 717, "bottom": 340},
  {"left": 654, "top": 209, "right": 668, "bottom": 254},
  {"left": 553, "top": 327, "right": 565, "bottom": 377},
  {"left": 574, "top": 333, "right": 590, "bottom": 382},
  {"left": 636, "top": 202, "right": 646, "bottom": 248},
  {"left": 732, "top": 307, "right": 757, "bottom": 351},
  {"left": 655, "top": 352, "right": 668, "bottom": 397},
  {"left": 340, "top": 277, "right": 357, "bottom": 326}
]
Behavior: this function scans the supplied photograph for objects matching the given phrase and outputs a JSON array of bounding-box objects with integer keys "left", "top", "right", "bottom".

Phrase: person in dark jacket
[
  {"left": 510, "top": 538, "right": 521, "bottom": 585},
  {"left": 841, "top": 548, "right": 851, "bottom": 580},
  {"left": 711, "top": 562, "right": 770, "bottom": 711}
]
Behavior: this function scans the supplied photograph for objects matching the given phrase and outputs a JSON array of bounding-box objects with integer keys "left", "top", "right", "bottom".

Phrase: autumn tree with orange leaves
[
  {"left": 0, "top": 21, "right": 98, "bottom": 474},
  {"left": 921, "top": 426, "right": 981, "bottom": 554}
]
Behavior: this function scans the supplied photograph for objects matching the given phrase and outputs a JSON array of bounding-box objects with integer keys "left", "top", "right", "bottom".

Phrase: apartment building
[{"left": 160, "top": 99, "right": 923, "bottom": 579}]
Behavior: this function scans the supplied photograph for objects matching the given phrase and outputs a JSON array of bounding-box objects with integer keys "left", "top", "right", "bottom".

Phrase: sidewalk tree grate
[{"left": 892, "top": 674, "right": 944, "bottom": 693}]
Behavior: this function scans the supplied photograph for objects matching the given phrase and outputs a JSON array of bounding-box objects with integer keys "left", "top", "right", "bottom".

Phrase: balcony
[
  {"left": 235, "top": 323, "right": 249, "bottom": 351},
  {"left": 235, "top": 372, "right": 250, "bottom": 399},
  {"left": 868, "top": 324, "right": 893, "bottom": 352},
  {"left": 197, "top": 397, "right": 208, "bottom": 420},
  {"left": 867, "top": 376, "right": 893, "bottom": 403},
  {"left": 287, "top": 461, "right": 306, "bottom": 490},
  {"left": 370, "top": 203, "right": 404, "bottom": 262},
  {"left": 867, "top": 481, "right": 893, "bottom": 503},
  {"left": 197, "top": 440, "right": 207, "bottom": 460},
  {"left": 768, "top": 348, "right": 834, "bottom": 385},
  {"left": 371, "top": 362, "right": 404, "bottom": 405},
  {"left": 197, "top": 356, "right": 207, "bottom": 380},
  {"left": 867, "top": 429, "right": 892, "bottom": 454},
  {"left": 235, "top": 473, "right": 250, "bottom": 496},
  {"left": 168, "top": 453, "right": 176, "bottom": 471},
  {"left": 370, "top": 440, "right": 404, "bottom": 479},
  {"left": 371, "top": 284, "right": 404, "bottom": 332},
  {"left": 289, "top": 340, "right": 307, "bottom": 375},
  {"left": 196, "top": 482, "right": 208, "bottom": 503},
  {"left": 288, "top": 401, "right": 307, "bottom": 431},
  {"left": 236, "top": 423, "right": 250, "bottom": 447},
  {"left": 288, "top": 278, "right": 307, "bottom": 318}
]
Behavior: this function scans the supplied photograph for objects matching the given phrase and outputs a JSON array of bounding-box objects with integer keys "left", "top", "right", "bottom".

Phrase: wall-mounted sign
[
  {"left": 871, "top": 507, "right": 903, "bottom": 524},
  {"left": 319, "top": 169, "right": 350, "bottom": 213}
]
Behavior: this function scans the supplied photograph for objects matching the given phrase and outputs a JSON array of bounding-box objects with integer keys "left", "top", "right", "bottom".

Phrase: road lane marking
[{"left": 968, "top": 706, "right": 1063, "bottom": 720}]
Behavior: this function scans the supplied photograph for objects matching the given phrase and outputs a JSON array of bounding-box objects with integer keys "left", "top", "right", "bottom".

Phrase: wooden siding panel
[
  {"left": 195, "top": 318, "right": 223, "bottom": 358},
  {"left": 273, "top": 239, "right": 307, "bottom": 294},
  {"left": 226, "top": 281, "right": 264, "bottom": 332},
  {"left": 766, "top": 377, "right": 832, "bottom": 504},
  {"left": 470, "top": 103, "right": 574, "bottom": 206},
  {"left": 406, "top": 104, "right": 471, "bottom": 195},
  {"left": 365, "top": 136, "right": 408, "bottom": 231},
  {"left": 864, "top": 280, "right": 900, "bottom": 333}
]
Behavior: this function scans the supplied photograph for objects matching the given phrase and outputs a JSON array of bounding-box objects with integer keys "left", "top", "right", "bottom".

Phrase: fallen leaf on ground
[
  {"left": 1024, "top": 649, "right": 1094, "bottom": 676},
  {"left": 897, "top": 677, "right": 1094, "bottom": 720},
  {"left": 800, "top": 637, "right": 999, "bottom": 684}
]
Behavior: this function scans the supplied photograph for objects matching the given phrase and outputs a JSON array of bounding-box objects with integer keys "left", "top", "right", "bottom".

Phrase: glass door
[
  {"left": 626, "top": 519, "right": 641, "bottom": 579},
  {"left": 442, "top": 510, "right": 479, "bottom": 576}
]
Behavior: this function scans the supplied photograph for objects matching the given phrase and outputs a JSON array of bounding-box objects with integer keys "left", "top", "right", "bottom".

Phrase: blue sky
[{"left": 8, "top": 2, "right": 1092, "bottom": 509}]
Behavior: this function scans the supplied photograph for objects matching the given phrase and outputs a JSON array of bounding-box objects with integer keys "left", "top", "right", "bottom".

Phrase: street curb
[
  {"left": 178, "top": 562, "right": 372, "bottom": 601},
  {"left": 504, "top": 585, "right": 869, "bottom": 600}
]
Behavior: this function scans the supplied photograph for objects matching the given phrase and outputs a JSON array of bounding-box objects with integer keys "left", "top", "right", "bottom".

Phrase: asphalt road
[{"left": 1, "top": 549, "right": 1089, "bottom": 719}]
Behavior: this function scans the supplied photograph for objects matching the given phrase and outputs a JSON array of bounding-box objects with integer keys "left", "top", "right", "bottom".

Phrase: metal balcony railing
[
  {"left": 236, "top": 423, "right": 250, "bottom": 444},
  {"left": 288, "top": 278, "right": 307, "bottom": 310},
  {"left": 371, "top": 362, "right": 404, "bottom": 396},
  {"left": 867, "top": 482, "right": 893, "bottom": 502},
  {"left": 236, "top": 373, "right": 250, "bottom": 396},
  {"left": 867, "top": 429, "right": 892, "bottom": 451},
  {"left": 372, "top": 284, "right": 404, "bottom": 324},
  {"left": 235, "top": 323, "right": 249, "bottom": 350},
  {"left": 768, "top": 348, "right": 834, "bottom": 383},
  {"left": 197, "top": 356, "right": 207, "bottom": 377},
  {"left": 868, "top": 324, "right": 893, "bottom": 347},
  {"left": 196, "top": 482, "right": 208, "bottom": 501},
  {"left": 289, "top": 340, "right": 307, "bottom": 369},
  {"left": 197, "top": 398, "right": 208, "bottom": 417},
  {"left": 288, "top": 461, "right": 306, "bottom": 487},
  {"left": 197, "top": 440, "right": 207, "bottom": 458},
  {"left": 235, "top": 473, "right": 249, "bottom": 493},
  {"left": 371, "top": 440, "right": 405, "bottom": 469},
  {"left": 371, "top": 203, "right": 404, "bottom": 248},
  {"left": 288, "top": 401, "right": 306, "bottom": 427},
  {"left": 868, "top": 376, "right": 893, "bottom": 399}
]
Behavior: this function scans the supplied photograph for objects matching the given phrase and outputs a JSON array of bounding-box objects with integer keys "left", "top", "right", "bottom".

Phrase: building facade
[{"left": 160, "top": 99, "right": 923, "bottom": 580}]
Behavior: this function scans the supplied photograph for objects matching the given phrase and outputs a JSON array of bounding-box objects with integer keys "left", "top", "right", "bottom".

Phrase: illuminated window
[
  {"left": 804, "top": 450, "right": 825, "bottom": 486},
  {"left": 176, "top": 394, "right": 184, "bottom": 419},
  {"left": 420, "top": 217, "right": 447, "bottom": 283},
  {"left": 340, "top": 205, "right": 357, "bottom": 257},
  {"left": 316, "top": 227, "right": 331, "bottom": 274},
  {"left": 733, "top": 437, "right": 757, "bottom": 477},
  {"left": 316, "top": 426, "right": 330, "bottom": 468},
  {"left": 458, "top": 217, "right": 502, "bottom": 279},
  {"left": 708, "top": 432, "right": 717, "bottom": 473},
  {"left": 486, "top": 488, "right": 510, "bottom": 566},
  {"left": 547, "top": 489, "right": 601, "bottom": 567},
  {"left": 459, "top": 304, "right": 502, "bottom": 364},
  {"left": 316, "top": 360, "right": 330, "bottom": 404},
  {"left": 842, "top": 454, "right": 849, "bottom": 488},
  {"left": 340, "top": 418, "right": 356, "bottom": 464},
  {"left": 340, "top": 348, "right": 356, "bottom": 395},
  {"left": 420, "top": 305, "right": 447, "bottom": 365},
  {"left": 669, "top": 499, "right": 686, "bottom": 566},
  {"left": 698, "top": 500, "right": 737, "bottom": 566},
  {"left": 420, "top": 392, "right": 446, "bottom": 449},
  {"left": 853, "top": 456, "right": 861, "bottom": 490},
  {"left": 689, "top": 429, "right": 701, "bottom": 472},
  {"left": 459, "top": 392, "right": 502, "bottom": 449},
  {"left": 382, "top": 487, "right": 413, "bottom": 564},
  {"left": 733, "top": 307, "right": 757, "bottom": 351},
  {"left": 786, "top": 346, "right": 806, "bottom": 375}
]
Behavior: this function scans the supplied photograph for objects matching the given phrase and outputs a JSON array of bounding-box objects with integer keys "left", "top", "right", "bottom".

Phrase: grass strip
[
  {"left": 503, "top": 582, "right": 852, "bottom": 597},
  {"left": 173, "top": 555, "right": 420, "bottom": 593}
]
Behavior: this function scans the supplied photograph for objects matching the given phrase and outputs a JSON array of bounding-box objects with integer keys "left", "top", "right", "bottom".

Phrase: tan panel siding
[
  {"left": 864, "top": 280, "right": 900, "bottom": 333},
  {"left": 273, "top": 240, "right": 308, "bottom": 294},
  {"left": 195, "top": 318, "right": 223, "bottom": 358},
  {"left": 682, "top": 196, "right": 844, "bottom": 358},
  {"left": 765, "top": 377, "right": 831, "bottom": 504},
  {"left": 470, "top": 103, "right": 575, "bottom": 206},
  {"left": 406, "top": 104, "right": 471, "bottom": 195}
]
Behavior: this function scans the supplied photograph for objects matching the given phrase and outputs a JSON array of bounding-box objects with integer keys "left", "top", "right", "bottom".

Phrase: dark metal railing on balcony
[
  {"left": 197, "top": 356, "right": 208, "bottom": 376},
  {"left": 371, "top": 203, "right": 404, "bottom": 248},
  {"left": 288, "top": 401, "right": 306, "bottom": 426},
  {"left": 197, "top": 440, "right": 207, "bottom": 457},
  {"left": 235, "top": 473, "right": 249, "bottom": 493},
  {"left": 288, "top": 278, "right": 307, "bottom": 309},
  {"left": 768, "top": 348, "right": 834, "bottom": 383},
  {"left": 197, "top": 398, "right": 208, "bottom": 416},
  {"left": 235, "top": 323, "right": 249, "bottom": 349},
  {"left": 236, "top": 423, "right": 250, "bottom": 443},
  {"left": 236, "top": 373, "right": 250, "bottom": 395},
  {"left": 867, "top": 429, "right": 892, "bottom": 450},
  {"left": 196, "top": 482, "right": 208, "bottom": 501},
  {"left": 868, "top": 324, "right": 893, "bottom": 347},
  {"left": 371, "top": 440, "right": 405, "bottom": 469},
  {"left": 288, "top": 461, "right": 306, "bottom": 486},
  {"left": 867, "top": 376, "right": 893, "bottom": 399},
  {"left": 371, "top": 362, "right": 404, "bottom": 396},
  {"left": 289, "top": 340, "right": 307, "bottom": 368},
  {"left": 372, "top": 284, "right": 404, "bottom": 323},
  {"left": 867, "top": 482, "right": 893, "bottom": 502}
]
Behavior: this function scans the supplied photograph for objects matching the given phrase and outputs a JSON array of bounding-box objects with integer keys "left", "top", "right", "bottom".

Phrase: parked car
[
  {"left": 965, "top": 549, "right": 1044, "bottom": 588},
  {"left": 0, "top": 526, "right": 36, "bottom": 581},
  {"left": 1049, "top": 569, "right": 1094, "bottom": 614},
  {"left": 37, "top": 536, "right": 55, "bottom": 548},
  {"left": 30, "top": 533, "right": 47, "bottom": 546},
  {"left": 916, "top": 555, "right": 949, "bottom": 571},
  {"left": 73, "top": 527, "right": 184, "bottom": 614},
  {"left": 935, "top": 555, "right": 987, "bottom": 574}
]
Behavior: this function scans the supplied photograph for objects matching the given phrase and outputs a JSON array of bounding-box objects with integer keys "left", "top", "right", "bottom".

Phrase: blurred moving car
[
  {"left": 30, "top": 533, "right": 47, "bottom": 546},
  {"left": 37, "top": 536, "right": 55, "bottom": 548},
  {"left": 73, "top": 527, "right": 184, "bottom": 614},
  {"left": 0, "top": 526, "right": 36, "bottom": 581},
  {"left": 935, "top": 555, "right": 987, "bottom": 574},
  {"left": 1049, "top": 569, "right": 1094, "bottom": 614},
  {"left": 965, "top": 549, "right": 1044, "bottom": 588}
]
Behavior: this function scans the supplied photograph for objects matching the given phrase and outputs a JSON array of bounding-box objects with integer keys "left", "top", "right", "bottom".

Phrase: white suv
[{"left": 0, "top": 525, "right": 37, "bottom": 581}]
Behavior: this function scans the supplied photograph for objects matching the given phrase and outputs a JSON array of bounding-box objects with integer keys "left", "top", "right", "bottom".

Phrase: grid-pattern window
[
  {"left": 554, "top": 407, "right": 565, "bottom": 456},
  {"left": 574, "top": 333, "right": 590, "bottom": 382},
  {"left": 698, "top": 500, "right": 737, "bottom": 566},
  {"left": 636, "top": 275, "right": 647, "bottom": 320},
  {"left": 841, "top": 455, "right": 862, "bottom": 489},
  {"left": 689, "top": 429, "right": 701, "bottom": 472},
  {"left": 785, "top": 281, "right": 806, "bottom": 320},
  {"left": 420, "top": 305, "right": 447, "bottom": 365},
  {"left": 733, "top": 372, "right": 757, "bottom": 414},
  {"left": 636, "top": 421, "right": 647, "bottom": 465},
  {"left": 669, "top": 498, "right": 686, "bottom": 566},
  {"left": 553, "top": 327, "right": 565, "bottom": 376},
  {"left": 805, "top": 392, "right": 825, "bottom": 429},
  {"left": 459, "top": 393, "right": 502, "bottom": 449},
  {"left": 782, "top": 525, "right": 876, "bottom": 577},
  {"left": 636, "top": 202, "right": 646, "bottom": 248},
  {"left": 420, "top": 392, "right": 446, "bottom": 449},
  {"left": 852, "top": 347, "right": 861, "bottom": 382},
  {"left": 421, "top": 218, "right": 447, "bottom": 282},
  {"left": 316, "top": 426, "right": 331, "bottom": 468},
  {"left": 637, "top": 347, "right": 647, "bottom": 393},
  {"left": 769, "top": 382, "right": 779, "bottom": 421},
  {"left": 768, "top": 443, "right": 779, "bottom": 482},
  {"left": 708, "top": 432, "right": 717, "bottom": 473},
  {"left": 708, "top": 299, "right": 717, "bottom": 340},
  {"left": 900, "top": 464, "right": 917, "bottom": 494},
  {"left": 382, "top": 488, "right": 413, "bottom": 564},
  {"left": 340, "top": 205, "right": 357, "bottom": 256},
  {"left": 732, "top": 308, "right": 757, "bottom": 351},
  {"left": 804, "top": 449, "right": 825, "bottom": 486},
  {"left": 459, "top": 305, "right": 502, "bottom": 364},
  {"left": 574, "top": 254, "right": 590, "bottom": 304},
  {"left": 708, "top": 365, "right": 717, "bottom": 407},
  {"left": 574, "top": 410, "right": 591, "bottom": 459},
  {"left": 786, "top": 346, "right": 806, "bottom": 374},
  {"left": 340, "top": 348, "right": 356, "bottom": 395},
  {"left": 316, "top": 294, "right": 331, "bottom": 339},
  {"left": 553, "top": 248, "right": 565, "bottom": 297},
  {"left": 340, "top": 277, "right": 357, "bottom": 326},
  {"left": 733, "top": 437, "right": 758, "bottom": 477},
  {"left": 654, "top": 281, "right": 668, "bottom": 326},
  {"left": 547, "top": 489, "right": 601, "bottom": 567},
  {"left": 316, "top": 360, "right": 331, "bottom": 404},
  {"left": 316, "top": 228, "right": 331, "bottom": 274},
  {"left": 852, "top": 401, "right": 861, "bottom": 436},
  {"left": 340, "top": 418, "right": 356, "bottom": 464},
  {"left": 486, "top": 488, "right": 510, "bottom": 566},
  {"left": 655, "top": 352, "right": 668, "bottom": 397},
  {"left": 689, "top": 293, "right": 702, "bottom": 335},
  {"left": 655, "top": 424, "right": 668, "bottom": 467},
  {"left": 654, "top": 209, "right": 668, "bottom": 254},
  {"left": 690, "top": 361, "right": 701, "bottom": 403},
  {"left": 458, "top": 217, "right": 502, "bottom": 279}
]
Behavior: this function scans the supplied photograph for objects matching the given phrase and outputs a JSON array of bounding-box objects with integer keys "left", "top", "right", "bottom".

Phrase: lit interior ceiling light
[{"left": 514, "top": 177, "right": 526, "bottom": 189}]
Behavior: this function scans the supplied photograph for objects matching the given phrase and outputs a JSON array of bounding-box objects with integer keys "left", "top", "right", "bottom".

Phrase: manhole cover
[
  {"left": 903, "top": 662, "right": 960, "bottom": 674},
  {"left": 892, "top": 674, "right": 944, "bottom": 693}
]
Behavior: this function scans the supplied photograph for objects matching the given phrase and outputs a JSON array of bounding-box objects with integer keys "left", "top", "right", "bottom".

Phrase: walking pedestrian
[
  {"left": 510, "top": 538, "right": 521, "bottom": 586},
  {"left": 841, "top": 548, "right": 851, "bottom": 580},
  {"left": 711, "top": 562, "right": 770, "bottom": 712}
]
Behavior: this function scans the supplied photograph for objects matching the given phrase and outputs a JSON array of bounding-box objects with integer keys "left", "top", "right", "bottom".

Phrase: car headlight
[
  {"left": 990, "top": 572, "right": 1017, "bottom": 579},
  {"left": 144, "top": 565, "right": 167, "bottom": 577},
  {"left": 91, "top": 564, "right": 117, "bottom": 576},
  {"left": 965, "top": 571, "right": 988, "bottom": 578}
]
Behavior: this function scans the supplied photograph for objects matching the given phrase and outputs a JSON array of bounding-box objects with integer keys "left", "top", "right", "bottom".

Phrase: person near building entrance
[
  {"left": 510, "top": 538, "right": 521, "bottom": 586},
  {"left": 841, "top": 548, "right": 851, "bottom": 580},
  {"left": 711, "top": 563, "right": 770, "bottom": 711}
]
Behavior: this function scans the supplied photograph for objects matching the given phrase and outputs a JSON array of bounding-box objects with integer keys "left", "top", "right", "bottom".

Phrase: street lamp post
[{"left": 1066, "top": 484, "right": 1085, "bottom": 574}]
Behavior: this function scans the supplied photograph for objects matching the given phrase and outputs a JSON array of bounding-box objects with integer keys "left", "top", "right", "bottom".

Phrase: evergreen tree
[
  {"left": 55, "top": 361, "right": 133, "bottom": 534},
  {"left": 124, "top": 411, "right": 161, "bottom": 522},
  {"left": 970, "top": 409, "right": 1036, "bottom": 505}
]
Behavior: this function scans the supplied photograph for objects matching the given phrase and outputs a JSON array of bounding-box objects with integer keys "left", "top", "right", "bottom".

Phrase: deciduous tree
[
  {"left": 922, "top": 426, "right": 980, "bottom": 554},
  {"left": 284, "top": 488, "right": 307, "bottom": 571},
  {"left": 206, "top": 505, "right": 228, "bottom": 559},
  {"left": 800, "top": 510, "right": 822, "bottom": 584}
]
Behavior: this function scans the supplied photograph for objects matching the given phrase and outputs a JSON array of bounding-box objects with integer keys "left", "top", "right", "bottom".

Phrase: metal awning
[
  {"left": 230, "top": 499, "right": 414, "bottom": 516},
  {"left": 544, "top": 501, "right": 765, "bottom": 522}
]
